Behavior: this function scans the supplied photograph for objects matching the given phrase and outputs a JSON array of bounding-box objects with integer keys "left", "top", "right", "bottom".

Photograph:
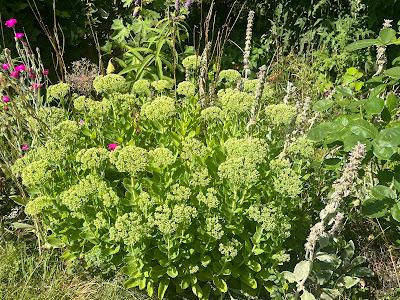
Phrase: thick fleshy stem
[{"left": 243, "top": 10, "right": 255, "bottom": 79}]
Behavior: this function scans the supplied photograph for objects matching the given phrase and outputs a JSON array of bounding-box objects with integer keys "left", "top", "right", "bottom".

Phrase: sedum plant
[{"left": 12, "top": 69, "right": 317, "bottom": 299}]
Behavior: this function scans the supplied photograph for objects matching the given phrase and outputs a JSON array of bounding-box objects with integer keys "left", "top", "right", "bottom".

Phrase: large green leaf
[
  {"left": 301, "top": 290, "right": 316, "bottom": 300},
  {"left": 293, "top": 261, "right": 311, "bottom": 282},
  {"left": 213, "top": 277, "right": 228, "bottom": 293},
  {"left": 343, "top": 276, "right": 360, "bottom": 289},
  {"left": 391, "top": 202, "right": 400, "bottom": 222},
  {"left": 313, "top": 99, "right": 334, "bottom": 112},
  {"left": 158, "top": 278, "right": 170, "bottom": 299},
  {"left": 384, "top": 67, "right": 400, "bottom": 79},
  {"left": 349, "top": 119, "right": 378, "bottom": 139},
  {"left": 345, "top": 39, "right": 379, "bottom": 51},
  {"left": 362, "top": 198, "right": 388, "bottom": 218},
  {"left": 379, "top": 28, "right": 397, "bottom": 44},
  {"left": 371, "top": 185, "right": 396, "bottom": 199},
  {"left": 365, "top": 97, "right": 384, "bottom": 115}
]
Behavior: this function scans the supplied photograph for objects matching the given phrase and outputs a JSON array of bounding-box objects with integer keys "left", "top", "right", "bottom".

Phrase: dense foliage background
[{"left": 2, "top": 0, "right": 400, "bottom": 299}]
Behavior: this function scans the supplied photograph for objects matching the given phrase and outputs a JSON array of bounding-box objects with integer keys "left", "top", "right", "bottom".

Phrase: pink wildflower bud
[
  {"left": 29, "top": 72, "right": 36, "bottom": 79},
  {"left": 2, "top": 95, "right": 10, "bottom": 103},
  {"left": 10, "top": 71, "right": 19, "bottom": 78},
  {"left": 15, "top": 32, "right": 24, "bottom": 39},
  {"left": 5, "top": 18, "right": 17, "bottom": 28},
  {"left": 42, "top": 69, "right": 49, "bottom": 76},
  {"left": 107, "top": 143, "right": 118, "bottom": 151},
  {"left": 79, "top": 120, "right": 85, "bottom": 125},
  {"left": 3, "top": 106, "right": 9, "bottom": 111},
  {"left": 15, "top": 64, "right": 26, "bottom": 72},
  {"left": 21, "top": 144, "right": 30, "bottom": 151},
  {"left": 2, "top": 63, "right": 10, "bottom": 71}
]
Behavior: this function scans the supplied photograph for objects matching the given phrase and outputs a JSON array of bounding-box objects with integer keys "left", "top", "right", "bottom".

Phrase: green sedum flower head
[
  {"left": 25, "top": 196, "right": 52, "bottom": 216},
  {"left": 265, "top": 103, "right": 297, "bottom": 126},
  {"left": 110, "top": 212, "right": 147, "bottom": 246},
  {"left": 218, "top": 157, "right": 259, "bottom": 186},
  {"left": 21, "top": 160, "right": 52, "bottom": 188},
  {"left": 132, "top": 79, "right": 151, "bottom": 96},
  {"left": 76, "top": 147, "right": 109, "bottom": 170},
  {"left": 224, "top": 137, "right": 267, "bottom": 164},
  {"left": 218, "top": 69, "right": 241, "bottom": 84},
  {"left": 108, "top": 93, "right": 137, "bottom": 115},
  {"left": 73, "top": 96, "right": 87, "bottom": 111},
  {"left": 151, "top": 79, "right": 173, "bottom": 92},
  {"left": 110, "top": 145, "right": 148, "bottom": 175},
  {"left": 93, "top": 74, "right": 128, "bottom": 94},
  {"left": 206, "top": 216, "right": 224, "bottom": 240},
  {"left": 200, "top": 106, "right": 223, "bottom": 122},
  {"left": 182, "top": 55, "right": 200, "bottom": 70},
  {"left": 46, "top": 82, "right": 70, "bottom": 102},
  {"left": 287, "top": 136, "right": 315, "bottom": 159},
  {"left": 148, "top": 147, "right": 176, "bottom": 169},
  {"left": 270, "top": 159, "right": 302, "bottom": 198},
  {"left": 177, "top": 81, "right": 196, "bottom": 97},
  {"left": 141, "top": 96, "right": 175, "bottom": 122},
  {"left": 60, "top": 175, "right": 119, "bottom": 212},
  {"left": 218, "top": 88, "right": 255, "bottom": 114},
  {"left": 51, "top": 120, "right": 80, "bottom": 143}
]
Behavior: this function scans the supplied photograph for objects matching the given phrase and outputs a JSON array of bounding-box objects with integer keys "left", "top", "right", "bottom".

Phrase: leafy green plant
[
  {"left": 105, "top": 4, "right": 190, "bottom": 81},
  {"left": 10, "top": 65, "right": 322, "bottom": 299}
]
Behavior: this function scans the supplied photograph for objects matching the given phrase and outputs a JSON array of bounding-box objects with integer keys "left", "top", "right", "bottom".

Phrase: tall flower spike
[
  {"left": 304, "top": 142, "right": 366, "bottom": 259},
  {"left": 246, "top": 65, "right": 267, "bottom": 131},
  {"left": 199, "top": 42, "right": 211, "bottom": 107},
  {"left": 243, "top": 10, "right": 255, "bottom": 79}
]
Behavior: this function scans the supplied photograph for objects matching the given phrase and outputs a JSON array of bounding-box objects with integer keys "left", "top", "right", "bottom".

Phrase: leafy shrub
[{"left": 12, "top": 68, "right": 317, "bottom": 298}]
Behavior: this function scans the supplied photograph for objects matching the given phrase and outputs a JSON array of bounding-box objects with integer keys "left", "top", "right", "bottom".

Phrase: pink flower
[
  {"left": 21, "top": 144, "right": 30, "bottom": 151},
  {"left": 2, "top": 63, "right": 9, "bottom": 70},
  {"left": 31, "top": 83, "right": 42, "bottom": 90},
  {"left": 15, "top": 64, "right": 26, "bottom": 72},
  {"left": 79, "top": 120, "right": 85, "bottom": 125},
  {"left": 42, "top": 69, "right": 49, "bottom": 76},
  {"left": 15, "top": 32, "right": 24, "bottom": 39},
  {"left": 5, "top": 18, "right": 17, "bottom": 28},
  {"left": 2, "top": 96, "right": 10, "bottom": 103},
  {"left": 10, "top": 71, "right": 19, "bottom": 78},
  {"left": 3, "top": 106, "right": 9, "bottom": 111},
  {"left": 107, "top": 143, "right": 118, "bottom": 151}
]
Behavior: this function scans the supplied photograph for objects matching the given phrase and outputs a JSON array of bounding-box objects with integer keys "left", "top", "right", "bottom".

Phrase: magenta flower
[
  {"left": 31, "top": 83, "right": 42, "bottom": 90},
  {"left": 5, "top": 18, "right": 17, "bottom": 28},
  {"left": 15, "top": 32, "right": 24, "bottom": 39},
  {"left": 42, "top": 69, "right": 49, "bottom": 76},
  {"left": 10, "top": 71, "right": 19, "bottom": 78},
  {"left": 15, "top": 64, "right": 26, "bottom": 72},
  {"left": 2, "top": 95, "right": 10, "bottom": 103},
  {"left": 2, "top": 63, "right": 9, "bottom": 70},
  {"left": 107, "top": 143, "right": 118, "bottom": 151},
  {"left": 21, "top": 144, "right": 30, "bottom": 151}
]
